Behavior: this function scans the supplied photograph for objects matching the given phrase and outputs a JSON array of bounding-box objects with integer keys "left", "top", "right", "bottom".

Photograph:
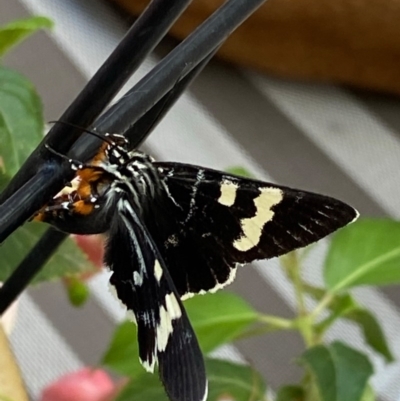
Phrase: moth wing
[
  {"left": 106, "top": 196, "right": 207, "bottom": 401},
  {"left": 144, "top": 162, "right": 358, "bottom": 299}
]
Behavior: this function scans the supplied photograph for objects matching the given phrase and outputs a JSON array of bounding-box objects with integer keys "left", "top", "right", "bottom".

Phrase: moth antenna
[
  {"left": 48, "top": 120, "right": 115, "bottom": 146},
  {"left": 44, "top": 144, "right": 83, "bottom": 171}
]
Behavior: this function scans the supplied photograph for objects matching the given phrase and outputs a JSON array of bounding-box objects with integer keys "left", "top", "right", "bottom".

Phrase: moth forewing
[{"left": 149, "top": 162, "right": 358, "bottom": 298}]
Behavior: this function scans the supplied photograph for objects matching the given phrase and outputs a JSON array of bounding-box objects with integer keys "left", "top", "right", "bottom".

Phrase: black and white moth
[{"left": 36, "top": 133, "right": 358, "bottom": 401}]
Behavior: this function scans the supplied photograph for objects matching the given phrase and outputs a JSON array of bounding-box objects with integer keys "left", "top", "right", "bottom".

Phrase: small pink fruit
[{"left": 40, "top": 368, "right": 116, "bottom": 401}]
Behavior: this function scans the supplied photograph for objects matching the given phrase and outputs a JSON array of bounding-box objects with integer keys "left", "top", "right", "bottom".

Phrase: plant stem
[
  {"left": 257, "top": 314, "right": 294, "bottom": 330},
  {"left": 282, "top": 251, "right": 307, "bottom": 316},
  {"left": 281, "top": 252, "right": 330, "bottom": 348},
  {"left": 310, "top": 292, "right": 335, "bottom": 321},
  {"left": 294, "top": 316, "right": 315, "bottom": 347}
]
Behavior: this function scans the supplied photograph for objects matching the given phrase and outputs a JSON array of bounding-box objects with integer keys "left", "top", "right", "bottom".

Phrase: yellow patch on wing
[{"left": 233, "top": 187, "right": 283, "bottom": 252}]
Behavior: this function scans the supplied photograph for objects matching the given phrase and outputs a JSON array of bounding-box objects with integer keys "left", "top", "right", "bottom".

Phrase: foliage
[
  {"left": 102, "top": 213, "right": 398, "bottom": 401},
  {"left": 0, "top": 17, "right": 96, "bottom": 286},
  {"left": 115, "top": 358, "right": 267, "bottom": 401},
  {"left": 0, "top": 17, "right": 53, "bottom": 57},
  {"left": 101, "top": 207, "right": 400, "bottom": 401}
]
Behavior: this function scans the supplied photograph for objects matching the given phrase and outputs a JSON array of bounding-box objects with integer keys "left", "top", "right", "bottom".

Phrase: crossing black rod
[
  {"left": 0, "top": 0, "right": 266, "bottom": 245},
  {"left": 0, "top": 0, "right": 192, "bottom": 203},
  {"left": 0, "top": 228, "right": 66, "bottom": 315},
  {"left": 0, "top": 49, "right": 217, "bottom": 314},
  {"left": 95, "top": 0, "right": 267, "bottom": 135}
]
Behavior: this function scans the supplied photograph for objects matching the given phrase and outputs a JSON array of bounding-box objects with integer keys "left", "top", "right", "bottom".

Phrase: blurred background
[{"left": 2, "top": 0, "right": 400, "bottom": 399}]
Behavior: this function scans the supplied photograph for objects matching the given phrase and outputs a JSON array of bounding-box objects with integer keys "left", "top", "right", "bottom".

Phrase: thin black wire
[{"left": 0, "top": 49, "right": 218, "bottom": 314}]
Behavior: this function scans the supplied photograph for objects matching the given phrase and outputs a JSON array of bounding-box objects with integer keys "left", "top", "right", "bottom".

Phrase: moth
[{"left": 35, "top": 132, "right": 358, "bottom": 401}]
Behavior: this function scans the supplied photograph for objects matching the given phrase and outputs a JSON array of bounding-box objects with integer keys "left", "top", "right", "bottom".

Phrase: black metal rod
[
  {"left": 95, "top": 0, "right": 267, "bottom": 135},
  {"left": 123, "top": 46, "right": 220, "bottom": 147},
  {"left": 0, "top": 49, "right": 218, "bottom": 313},
  {"left": 70, "top": 46, "right": 219, "bottom": 161},
  {"left": 0, "top": 0, "right": 266, "bottom": 311},
  {"left": 0, "top": 0, "right": 192, "bottom": 202},
  {"left": 0, "top": 40, "right": 219, "bottom": 246},
  {"left": 0, "top": 0, "right": 265, "bottom": 245},
  {"left": 0, "top": 229, "right": 67, "bottom": 314},
  {"left": 0, "top": 162, "right": 64, "bottom": 243}
]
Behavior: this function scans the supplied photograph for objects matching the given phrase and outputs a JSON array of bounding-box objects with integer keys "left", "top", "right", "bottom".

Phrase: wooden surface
[
  {"left": 112, "top": 0, "right": 400, "bottom": 95},
  {"left": 0, "top": 324, "right": 28, "bottom": 401}
]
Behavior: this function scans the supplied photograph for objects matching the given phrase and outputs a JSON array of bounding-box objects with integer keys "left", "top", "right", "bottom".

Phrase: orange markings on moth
[
  {"left": 33, "top": 212, "right": 45, "bottom": 222},
  {"left": 72, "top": 200, "right": 95, "bottom": 215},
  {"left": 35, "top": 145, "right": 110, "bottom": 220},
  {"left": 91, "top": 143, "right": 108, "bottom": 164}
]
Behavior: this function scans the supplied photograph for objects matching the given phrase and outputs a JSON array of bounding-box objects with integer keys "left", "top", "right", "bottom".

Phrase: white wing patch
[
  {"left": 181, "top": 265, "right": 238, "bottom": 301},
  {"left": 141, "top": 292, "right": 183, "bottom": 373},
  {"left": 156, "top": 293, "right": 182, "bottom": 353},
  {"left": 154, "top": 259, "right": 163, "bottom": 283},
  {"left": 233, "top": 187, "right": 283, "bottom": 252},
  {"left": 141, "top": 356, "right": 156, "bottom": 374},
  {"left": 133, "top": 271, "right": 143, "bottom": 286},
  {"left": 165, "top": 293, "right": 182, "bottom": 319},
  {"left": 218, "top": 179, "right": 239, "bottom": 207},
  {"left": 156, "top": 305, "right": 173, "bottom": 352}
]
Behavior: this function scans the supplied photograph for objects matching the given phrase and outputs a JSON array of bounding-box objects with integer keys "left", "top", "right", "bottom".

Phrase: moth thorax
[
  {"left": 133, "top": 163, "right": 160, "bottom": 200},
  {"left": 106, "top": 145, "right": 130, "bottom": 166}
]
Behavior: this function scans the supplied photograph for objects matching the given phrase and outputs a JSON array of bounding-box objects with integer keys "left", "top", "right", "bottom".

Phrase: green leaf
[
  {"left": 276, "top": 385, "right": 304, "bottom": 401},
  {"left": 206, "top": 358, "right": 267, "bottom": 401},
  {"left": 101, "top": 321, "right": 142, "bottom": 377},
  {"left": 116, "top": 375, "right": 168, "bottom": 401},
  {"left": 316, "top": 294, "right": 357, "bottom": 334},
  {"left": 0, "top": 62, "right": 90, "bottom": 283},
  {"left": 116, "top": 358, "right": 267, "bottom": 401},
  {"left": 0, "top": 222, "right": 95, "bottom": 284},
  {"left": 0, "top": 66, "right": 43, "bottom": 176},
  {"left": 324, "top": 219, "right": 400, "bottom": 292},
  {"left": 300, "top": 342, "right": 373, "bottom": 401},
  {"left": 102, "top": 292, "right": 259, "bottom": 376},
  {"left": 0, "top": 65, "right": 90, "bottom": 285},
  {"left": 64, "top": 276, "right": 90, "bottom": 307},
  {"left": 185, "top": 292, "right": 259, "bottom": 353},
  {"left": 309, "top": 290, "right": 393, "bottom": 362},
  {"left": 361, "top": 385, "right": 375, "bottom": 401},
  {"left": 0, "top": 172, "right": 9, "bottom": 192},
  {"left": 345, "top": 307, "right": 393, "bottom": 362},
  {"left": 0, "top": 16, "right": 53, "bottom": 57},
  {"left": 225, "top": 166, "right": 253, "bottom": 178}
]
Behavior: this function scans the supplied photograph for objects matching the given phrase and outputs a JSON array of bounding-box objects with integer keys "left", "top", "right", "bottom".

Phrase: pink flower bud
[
  {"left": 40, "top": 368, "right": 116, "bottom": 401},
  {"left": 73, "top": 234, "right": 105, "bottom": 277}
]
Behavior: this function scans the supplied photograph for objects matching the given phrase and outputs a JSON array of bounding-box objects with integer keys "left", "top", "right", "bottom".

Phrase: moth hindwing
[
  {"left": 35, "top": 134, "right": 358, "bottom": 401},
  {"left": 106, "top": 195, "right": 207, "bottom": 401}
]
